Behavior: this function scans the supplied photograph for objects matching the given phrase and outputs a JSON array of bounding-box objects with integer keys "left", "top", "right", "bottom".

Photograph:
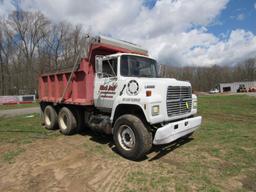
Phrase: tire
[
  {"left": 113, "top": 114, "right": 152, "bottom": 160},
  {"left": 44, "top": 105, "right": 58, "bottom": 130},
  {"left": 73, "top": 108, "right": 85, "bottom": 133},
  {"left": 58, "top": 107, "right": 77, "bottom": 135}
]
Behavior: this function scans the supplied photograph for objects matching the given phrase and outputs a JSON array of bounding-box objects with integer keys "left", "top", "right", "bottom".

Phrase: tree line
[
  {"left": 0, "top": 10, "right": 255, "bottom": 95},
  {"left": 160, "top": 58, "right": 256, "bottom": 91}
]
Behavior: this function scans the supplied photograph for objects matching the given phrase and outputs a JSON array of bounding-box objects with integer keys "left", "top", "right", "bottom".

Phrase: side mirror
[{"left": 95, "top": 55, "right": 103, "bottom": 77}]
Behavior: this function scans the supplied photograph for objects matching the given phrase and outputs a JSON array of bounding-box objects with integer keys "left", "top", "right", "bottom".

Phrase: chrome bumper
[{"left": 153, "top": 116, "right": 202, "bottom": 145}]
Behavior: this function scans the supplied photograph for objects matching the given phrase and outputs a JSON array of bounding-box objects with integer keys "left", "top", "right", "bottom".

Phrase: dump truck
[{"left": 39, "top": 36, "right": 202, "bottom": 160}]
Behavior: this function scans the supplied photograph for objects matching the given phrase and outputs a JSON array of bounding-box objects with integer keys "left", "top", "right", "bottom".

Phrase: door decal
[
  {"left": 99, "top": 83, "right": 117, "bottom": 98},
  {"left": 127, "top": 80, "right": 139, "bottom": 95}
]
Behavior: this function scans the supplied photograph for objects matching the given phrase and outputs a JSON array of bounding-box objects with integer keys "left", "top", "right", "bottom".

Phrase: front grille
[{"left": 166, "top": 86, "right": 192, "bottom": 117}]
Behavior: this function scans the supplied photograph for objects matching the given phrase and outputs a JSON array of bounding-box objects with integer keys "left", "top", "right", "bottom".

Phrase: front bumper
[{"left": 153, "top": 116, "right": 202, "bottom": 145}]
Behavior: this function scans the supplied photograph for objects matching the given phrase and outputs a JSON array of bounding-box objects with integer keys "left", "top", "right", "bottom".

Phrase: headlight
[
  {"left": 193, "top": 101, "right": 197, "bottom": 109},
  {"left": 152, "top": 105, "right": 160, "bottom": 116}
]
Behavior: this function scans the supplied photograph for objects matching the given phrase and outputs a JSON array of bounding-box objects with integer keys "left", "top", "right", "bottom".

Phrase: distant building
[{"left": 219, "top": 81, "right": 256, "bottom": 93}]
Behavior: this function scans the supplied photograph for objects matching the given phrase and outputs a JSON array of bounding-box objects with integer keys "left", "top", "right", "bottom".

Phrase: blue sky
[
  {"left": 144, "top": 0, "right": 157, "bottom": 9},
  {"left": 1, "top": 0, "right": 256, "bottom": 66},
  {"left": 143, "top": 0, "right": 256, "bottom": 37},
  {"left": 208, "top": 0, "right": 256, "bottom": 37}
]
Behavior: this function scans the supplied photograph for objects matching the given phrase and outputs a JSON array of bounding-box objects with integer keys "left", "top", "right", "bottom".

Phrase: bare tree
[
  {"left": 6, "top": 10, "right": 49, "bottom": 93},
  {"left": 162, "top": 58, "right": 256, "bottom": 92},
  {"left": 0, "top": 19, "right": 16, "bottom": 95}
]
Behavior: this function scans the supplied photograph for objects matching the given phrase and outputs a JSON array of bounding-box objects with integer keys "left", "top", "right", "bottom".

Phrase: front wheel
[{"left": 113, "top": 114, "right": 152, "bottom": 160}]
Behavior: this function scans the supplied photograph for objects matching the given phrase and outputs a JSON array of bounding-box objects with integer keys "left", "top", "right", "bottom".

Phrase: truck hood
[
  {"left": 122, "top": 77, "right": 191, "bottom": 98},
  {"left": 123, "top": 77, "right": 191, "bottom": 89},
  {"left": 138, "top": 77, "right": 191, "bottom": 87}
]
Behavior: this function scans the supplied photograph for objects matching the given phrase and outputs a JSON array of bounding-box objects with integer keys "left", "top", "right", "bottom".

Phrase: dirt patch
[
  {"left": 241, "top": 174, "right": 256, "bottom": 192},
  {"left": 0, "top": 144, "right": 15, "bottom": 154},
  {"left": 1, "top": 137, "right": 107, "bottom": 191},
  {"left": 0, "top": 131, "right": 254, "bottom": 192},
  {"left": 0, "top": 135, "right": 160, "bottom": 192}
]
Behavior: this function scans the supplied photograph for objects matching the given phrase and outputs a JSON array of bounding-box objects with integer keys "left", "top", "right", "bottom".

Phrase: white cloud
[
  {"left": 178, "top": 29, "right": 256, "bottom": 66},
  {"left": 254, "top": 3, "right": 256, "bottom": 10},
  {"left": 0, "top": 0, "right": 229, "bottom": 34},
  {"left": 0, "top": 0, "right": 256, "bottom": 67},
  {"left": 146, "top": 29, "right": 256, "bottom": 67}
]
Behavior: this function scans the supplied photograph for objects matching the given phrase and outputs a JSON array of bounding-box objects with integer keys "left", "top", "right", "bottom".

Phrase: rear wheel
[
  {"left": 73, "top": 108, "right": 85, "bottom": 133},
  {"left": 113, "top": 114, "right": 152, "bottom": 160},
  {"left": 58, "top": 107, "right": 77, "bottom": 135},
  {"left": 44, "top": 105, "right": 58, "bottom": 130}
]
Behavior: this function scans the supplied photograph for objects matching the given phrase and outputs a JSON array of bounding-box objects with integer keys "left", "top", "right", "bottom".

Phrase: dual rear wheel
[
  {"left": 43, "top": 105, "right": 58, "bottom": 130},
  {"left": 58, "top": 107, "right": 78, "bottom": 135},
  {"left": 43, "top": 105, "right": 80, "bottom": 135}
]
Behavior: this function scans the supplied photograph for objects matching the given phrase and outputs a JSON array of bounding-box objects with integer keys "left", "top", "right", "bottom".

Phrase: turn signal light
[{"left": 146, "top": 90, "right": 152, "bottom": 97}]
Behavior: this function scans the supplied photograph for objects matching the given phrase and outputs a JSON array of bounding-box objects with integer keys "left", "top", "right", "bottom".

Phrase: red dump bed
[
  {"left": 39, "top": 58, "right": 95, "bottom": 105},
  {"left": 39, "top": 41, "right": 148, "bottom": 106}
]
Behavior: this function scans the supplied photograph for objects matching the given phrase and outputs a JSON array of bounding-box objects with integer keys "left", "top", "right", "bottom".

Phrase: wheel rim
[
  {"left": 118, "top": 125, "right": 136, "bottom": 151},
  {"left": 44, "top": 109, "right": 51, "bottom": 126},
  {"left": 59, "top": 112, "right": 68, "bottom": 130}
]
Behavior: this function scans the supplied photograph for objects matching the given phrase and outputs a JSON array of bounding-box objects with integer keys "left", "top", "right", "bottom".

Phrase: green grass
[
  {"left": 123, "top": 95, "right": 256, "bottom": 191},
  {"left": 0, "top": 95, "right": 255, "bottom": 191},
  {"left": 0, "top": 102, "right": 39, "bottom": 110},
  {"left": 124, "top": 169, "right": 172, "bottom": 192},
  {"left": 0, "top": 114, "right": 59, "bottom": 144},
  {"left": 0, "top": 114, "right": 60, "bottom": 163},
  {"left": 2, "top": 148, "right": 25, "bottom": 164}
]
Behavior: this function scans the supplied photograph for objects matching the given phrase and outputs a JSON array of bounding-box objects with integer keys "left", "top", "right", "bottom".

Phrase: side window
[{"left": 102, "top": 58, "right": 117, "bottom": 78}]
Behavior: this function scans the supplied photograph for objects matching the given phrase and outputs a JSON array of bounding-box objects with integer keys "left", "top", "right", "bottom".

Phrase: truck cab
[
  {"left": 93, "top": 52, "right": 201, "bottom": 156},
  {"left": 39, "top": 36, "right": 202, "bottom": 160}
]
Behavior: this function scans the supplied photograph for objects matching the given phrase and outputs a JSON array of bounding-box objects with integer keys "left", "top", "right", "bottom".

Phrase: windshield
[{"left": 121, "top": 55, "right": 158, "bottom": 78}]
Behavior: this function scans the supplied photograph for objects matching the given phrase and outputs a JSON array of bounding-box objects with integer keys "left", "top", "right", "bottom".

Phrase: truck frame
[{"left": 39, "top": 35, "right": 202, "bottom": 160}]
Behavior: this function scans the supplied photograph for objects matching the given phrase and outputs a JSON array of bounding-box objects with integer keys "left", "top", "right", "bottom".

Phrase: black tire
[
  {"left": 113, "top": 114, "right": 152, "bottom": 160},
  {"left": 73, "top": 108, "right": 85, "bottom": 133},
  {"left": 58, "top": 107, "right": 77, "bottom": 135},
  {"left": 44, "top": 105, "right": 58, "bottom": 130}
]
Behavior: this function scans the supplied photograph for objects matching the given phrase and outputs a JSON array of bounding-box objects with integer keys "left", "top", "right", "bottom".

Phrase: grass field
[
  {"left": 0, "top": 102, "right": 39, "bottom": 110},
  {"left": 0, "top": 95, "right": 255, "bottom": 191}
]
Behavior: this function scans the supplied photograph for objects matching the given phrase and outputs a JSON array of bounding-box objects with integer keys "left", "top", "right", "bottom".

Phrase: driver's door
[{"left": 94, "top": 56, "right": 118, "bottom": 112}]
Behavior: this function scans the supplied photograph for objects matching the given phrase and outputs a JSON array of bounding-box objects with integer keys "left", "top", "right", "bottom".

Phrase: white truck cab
[{"left": 93, "top": 53, "right": 202, "bottom": 158}]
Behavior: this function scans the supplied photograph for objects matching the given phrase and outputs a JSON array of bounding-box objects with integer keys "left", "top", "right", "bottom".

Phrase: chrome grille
[{"left": 166, "top": 86, "right": 192, "bottom": 117}]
